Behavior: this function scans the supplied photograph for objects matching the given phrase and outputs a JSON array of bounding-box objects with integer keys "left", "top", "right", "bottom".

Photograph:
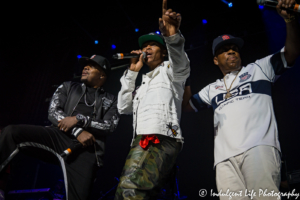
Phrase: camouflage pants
[{"left": 114, "top": 135, "right": 181, "bottom": 200}]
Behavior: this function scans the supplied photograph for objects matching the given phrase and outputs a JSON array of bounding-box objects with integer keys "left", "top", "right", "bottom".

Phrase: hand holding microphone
[
  {"left": 61, "top": 141, "right": 83, "bottom": 157},
  {"left": 77, "top": 130, "right": 95, "bottom": 147},
  {"left": 129, "top": 50, "right": 146, "bottom": 72},
  {"left": 61, "top": 131, "right": 95, "bottom": 157},
  {"left": 257, "top": 0, "right": 300, "bottom": 13},
  {"left": 277, "top": 0, "right": 298, "bottom": 21}
]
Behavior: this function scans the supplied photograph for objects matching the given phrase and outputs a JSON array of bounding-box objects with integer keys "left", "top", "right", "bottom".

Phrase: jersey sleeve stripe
[
  {"left": 270, "top": 48, "right": 289, "bottom": 75},
  {"left": 191, "top": 94, "right": 208, "bottom": 111}
]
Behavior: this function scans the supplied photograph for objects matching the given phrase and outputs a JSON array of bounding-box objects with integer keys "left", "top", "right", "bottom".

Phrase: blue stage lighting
[
  {"left": 202, "top": 19, "right": 207, "bottom": 24},
  {"left": 156, "top": 31, "right": 160, "bottom": 34},
  {"left": 77, "top": 55, "right": 82, "bottom": 59},
  {"left": 112, "top": 44, "right": 116, "bottom": 49},
  {"left": 95, "top": 40, "right": 98, "bottom": 44},
  {"left": 259, "top": 5, "right": 264, "bottom": 9},
  {"left": 135, "top": 28, "right": 139, "bottom": 32},
  {"left": 228, "top": 2, "right": 233, "bottom": 7}
]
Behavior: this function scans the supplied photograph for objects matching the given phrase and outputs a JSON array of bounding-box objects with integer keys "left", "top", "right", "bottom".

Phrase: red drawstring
[{"left": 139, "top": 135, "right": 160, "bottom": 149}]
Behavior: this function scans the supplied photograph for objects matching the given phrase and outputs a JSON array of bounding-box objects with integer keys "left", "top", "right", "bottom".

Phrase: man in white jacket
[{"left": 114, "top": 0, "right": 190, "bottom": 199}]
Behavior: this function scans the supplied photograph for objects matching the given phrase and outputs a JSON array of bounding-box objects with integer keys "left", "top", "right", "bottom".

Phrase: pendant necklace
[{"left": 223, "top": 70, "right": 240, "bottom": 99}]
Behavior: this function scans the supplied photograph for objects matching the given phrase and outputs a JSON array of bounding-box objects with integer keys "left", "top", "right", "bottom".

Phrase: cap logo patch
[
  {"left": 90, "top": 55, "right": 96, "bottom": 59},
  {"left": 222, "top": 35, "right": 230, "bottom": 40},
  {"left": 103, "top": 65, "right": 106, "bottom": 69}
]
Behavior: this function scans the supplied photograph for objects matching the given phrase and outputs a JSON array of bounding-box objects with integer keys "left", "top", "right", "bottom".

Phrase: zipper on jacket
[
  {"left": 94, "top": 143, "right": 100, "bottom": 167},
  {"left": 92, "top": 88, "right": 99, "bottom": 120},
  {"left": 93, "top": 88, "right": 100, "bottom": 167},
  {"left": 131, "top": 100, "right": 140, "bottom": 146}
]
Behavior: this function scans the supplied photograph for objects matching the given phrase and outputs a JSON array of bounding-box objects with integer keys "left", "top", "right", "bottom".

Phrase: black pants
[{"left": 0, "top": 124, "right": 98, "bottom": 200}]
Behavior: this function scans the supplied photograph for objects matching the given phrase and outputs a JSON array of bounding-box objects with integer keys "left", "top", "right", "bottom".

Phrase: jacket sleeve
[
  {"left": 164, "top": 31, "right": 190, "bottom": 83},
  {"left": 71, "top": 96, "right": 120, "bottom": 138},
  {"left": 117, "top": 69, "right": 138, "bottom": 115},
  {"left": 48, "top": 82, "right": 69, "bottom": 126}
]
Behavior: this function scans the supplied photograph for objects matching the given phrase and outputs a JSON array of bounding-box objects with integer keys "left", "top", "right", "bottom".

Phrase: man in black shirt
[{"left": 0, "top": 55, "right": 119, "bottom": 200}]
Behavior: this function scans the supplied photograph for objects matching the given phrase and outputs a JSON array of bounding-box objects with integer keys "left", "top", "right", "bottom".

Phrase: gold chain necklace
[{"left": 223, "top": 70, "right": 240, "bottom": 99}]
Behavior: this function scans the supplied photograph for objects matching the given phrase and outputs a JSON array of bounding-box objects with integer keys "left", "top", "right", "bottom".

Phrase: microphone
[
  {"left": 60, "top": 142, "right": 83, "bottom": 157},
  {"left": 257, "top": 0, "right": 300, "bottom": 13},
  {"left": 112, "top": 52, "right": 146, "bottom": 60}
]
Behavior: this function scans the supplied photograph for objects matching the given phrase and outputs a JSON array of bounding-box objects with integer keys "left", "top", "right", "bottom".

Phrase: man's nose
[{"left": 228, "top": 49, "right": 236, "bottom": 54}]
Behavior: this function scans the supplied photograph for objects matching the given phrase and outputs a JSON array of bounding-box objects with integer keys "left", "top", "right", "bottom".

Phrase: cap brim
[
  {"left": 78, "top": 57, "right": 101, "bottom": 68},
  {"left": 214, "top": 37, "right": 244, "bottom": 55},
  {"left": 78, "top": 57, "right": 111, "bottom": 76},
  {"left": 138, "top": 35, "right": 165, "bottom": 48}
]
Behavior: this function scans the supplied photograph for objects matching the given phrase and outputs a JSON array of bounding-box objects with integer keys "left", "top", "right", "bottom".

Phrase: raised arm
[
  {"left": 277, "top": 0, "right": 300, "bottom": 65},
  {"left": 159, "top": 0, "right": 190, "bottom": 82}
]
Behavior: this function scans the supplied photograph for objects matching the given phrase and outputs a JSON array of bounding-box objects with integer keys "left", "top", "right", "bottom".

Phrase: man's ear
[
  {"left": 213, "top": 56, "right": 219, "bottom": 65},
  {"left": 162, "top": 49, "right": 167, "bottom": 57}
]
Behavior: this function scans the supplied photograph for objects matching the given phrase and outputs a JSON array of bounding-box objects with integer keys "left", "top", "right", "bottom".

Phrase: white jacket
[{"left": 117, "top": 33, "right": 190, "bottom": 145}]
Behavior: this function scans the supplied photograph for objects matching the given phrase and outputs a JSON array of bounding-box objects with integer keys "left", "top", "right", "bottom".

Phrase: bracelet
[{"left": 284, "top": 15, "right": 296, "bottom": 23}]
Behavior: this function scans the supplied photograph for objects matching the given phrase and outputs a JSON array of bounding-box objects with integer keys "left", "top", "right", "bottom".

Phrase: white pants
[{"left": 216, "top": 145, "right": 281, "bottom": 200}]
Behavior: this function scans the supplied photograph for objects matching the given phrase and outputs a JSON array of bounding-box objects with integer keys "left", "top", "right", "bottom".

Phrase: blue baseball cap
[{"left": 212, "top": 34, "right": 244, "bottom": 56}]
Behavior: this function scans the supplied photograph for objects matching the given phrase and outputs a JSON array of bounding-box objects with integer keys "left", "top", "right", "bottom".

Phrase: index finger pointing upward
[{"left": 162, "top": 0, "right": 167, "bottom": 15}]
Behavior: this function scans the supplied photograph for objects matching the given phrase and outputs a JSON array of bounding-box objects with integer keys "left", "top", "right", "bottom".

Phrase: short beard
[{"left": 80, "top": 77, "right": 87, "bottom": 83}]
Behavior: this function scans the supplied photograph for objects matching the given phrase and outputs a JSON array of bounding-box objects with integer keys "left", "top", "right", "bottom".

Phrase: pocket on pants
[
  {"left": 272, "top": 147, "right": 281, "bottom": 188},
  {"left": 272, "top": 147, "right": 281, "bottom": 171}
]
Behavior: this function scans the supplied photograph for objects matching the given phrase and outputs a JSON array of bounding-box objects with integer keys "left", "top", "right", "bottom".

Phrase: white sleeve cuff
[
  {"left": 126, "top": 69, "right": 139, "bottom": 80},
  {"left": 189, "top": 99, "right": 198, "bottom": 112},
  {"left": 163, "top": 31, "right": 183, "bottom": 43},
  {"left": 72, "top": 127, "right": 83, "bottom": 138},
  {"left": 281, "top": 47, "right": 292, "bottom": 68}
]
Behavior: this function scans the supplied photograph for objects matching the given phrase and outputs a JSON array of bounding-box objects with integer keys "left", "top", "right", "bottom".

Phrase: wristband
[{"left": 284, "top": 15, "right": 296, "bottom": 23}]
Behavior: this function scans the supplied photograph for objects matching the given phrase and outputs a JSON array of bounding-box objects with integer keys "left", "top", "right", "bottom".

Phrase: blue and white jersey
[{"left": 190, "top": 48, "right": 291, "bottom": 167}]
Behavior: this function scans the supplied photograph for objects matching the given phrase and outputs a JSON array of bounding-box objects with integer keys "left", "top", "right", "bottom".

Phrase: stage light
[
  {"left": 95, "top": 40, "right": 98, "bottom": 44},
  {"left": 259, "top": 5, "right": 264, "bottom": 9},
  {"left": 156, "top": 31, "right": 160, "bottom": 34},
  {"left": 77, "top": 55, "right": 82, "bottom": 59},
  {"left": 228, "top": 2, "right": 233, "bottom": 7},
  {"left": 112, "top": 44, "right": 116, "bottom": 49},
  {"left": 202, "top": 19, "right": 207, "bottom": 24},
  {"left": 135, "top": 28, "right": 139, "bottom": 32}
]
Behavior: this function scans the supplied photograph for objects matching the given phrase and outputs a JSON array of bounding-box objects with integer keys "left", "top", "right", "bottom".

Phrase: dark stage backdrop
[{"left": 1, "top": 4, "right": 300, "bottom": 200}]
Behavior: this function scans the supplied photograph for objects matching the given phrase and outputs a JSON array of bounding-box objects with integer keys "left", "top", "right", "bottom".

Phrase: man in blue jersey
[{"left": 183, "top": 1, "right": 300, "bottom": 199}]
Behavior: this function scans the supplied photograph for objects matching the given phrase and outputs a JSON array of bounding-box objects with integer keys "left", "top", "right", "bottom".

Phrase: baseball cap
[
  {"left": 79, "top": 55, "right": 111, "bottom": 76},
  {"left": 212, "top": 34, "right": 244, "bottom": 56},
  {"left": 138, "top": 32, "right": 166, "bottom": 48}
]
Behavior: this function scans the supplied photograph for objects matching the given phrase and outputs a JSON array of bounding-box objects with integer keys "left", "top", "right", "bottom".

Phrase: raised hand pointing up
[{"left": 159, "top": 0, "right": 181, "bottom": 37}]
